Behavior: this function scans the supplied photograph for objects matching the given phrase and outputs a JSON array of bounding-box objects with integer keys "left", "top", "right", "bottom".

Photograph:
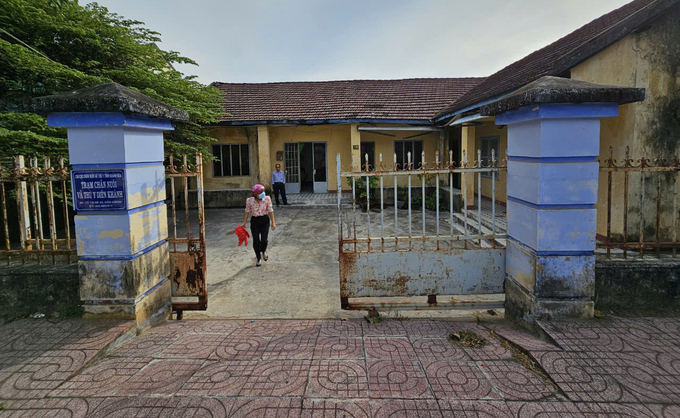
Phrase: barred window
[{"left": 212, "top": 144, "right": 250, "bottom": 177}]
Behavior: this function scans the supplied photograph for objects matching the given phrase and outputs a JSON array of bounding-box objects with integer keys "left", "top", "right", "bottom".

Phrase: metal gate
[
  {"left": 337, "top": 150, "right": 507, "bottom": 311},
  {"left": 165, "top": 154, "right": 207, "bottom": 317}
]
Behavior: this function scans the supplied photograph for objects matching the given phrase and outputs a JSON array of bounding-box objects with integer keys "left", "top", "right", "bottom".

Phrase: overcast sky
[{"left": 98, "top": 0, "right": 632, "bottom": 84}]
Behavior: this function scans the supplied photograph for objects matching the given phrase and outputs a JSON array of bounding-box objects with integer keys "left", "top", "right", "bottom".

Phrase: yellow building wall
[
  {"left": 202, "top": 127, "right": 255, "bottom": 190},
  {"left": 268, "top": 124, "right": 351, "bottom": 192},
  {"left": 473, "top": 119, "right": 508, "bottom": 204},
  {"left": 571, "top": 15, "right": 680, "bottom": 240}
]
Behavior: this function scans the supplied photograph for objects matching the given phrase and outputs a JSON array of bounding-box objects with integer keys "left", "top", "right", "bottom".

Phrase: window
[
  {"left": 394, "top": 140, "right": 423, "bottom": 169},
  {"left": 478, "top": 136, "right": 500, "bottom": 179},
  {"left": 212, "top": 144, "right": 250, "bottom": 177},
  {"left": 360, "top": 142, "right": 375, "bottom": 170}
]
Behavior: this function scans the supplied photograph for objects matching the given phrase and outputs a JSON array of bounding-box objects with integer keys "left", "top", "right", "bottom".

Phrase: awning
[{"left": 448, "top": 113, "right": 485, "bottom": 126}]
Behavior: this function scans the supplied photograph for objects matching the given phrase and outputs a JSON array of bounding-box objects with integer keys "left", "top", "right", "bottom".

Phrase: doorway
[{"left": 284, "top": 142, "right": 328, "bottom": 194}]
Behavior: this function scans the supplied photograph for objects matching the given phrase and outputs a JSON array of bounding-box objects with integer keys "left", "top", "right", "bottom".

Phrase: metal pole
[
  {"left": 422, "top": 151, "right": 426, "bottom": 249},
  {"left": 408, "top": 151, "right": 412, "bottom": 250},
  {"left": 380, "top": 153, "right": 384, "bottom": 252},
  {"left": 394, "top": 153, "right": 398, "bottom": 251},
  {"left": 435, "top": 151, "right": 440, "bottom": 251},
  {"left": 491, "top": 149, "right": 496, "bottom": 249},
  {"left": 337, "top": 154, "right": 342, "bottom": 246},
  {"left": 365, "top": 153, "right": 371, "bottom": 252},
  {"left": 449, "top": 150, "right": 453, "bottom": 251},
  {"left": 462, "top": 150, "right": 468, "bottom": 250},
  {"left": 477, "top": 149, "right": 482, "bottom": 248},
  {"left": 60, "top": 158, "right": 71, "bottom": 263}
]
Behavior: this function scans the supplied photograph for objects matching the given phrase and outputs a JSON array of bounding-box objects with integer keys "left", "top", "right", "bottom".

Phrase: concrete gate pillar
[
  {"left": 34, "top": 83, "right": 189, "bottom": 330},
  {"left": 480, "top": 77, "right": 645, "bottom": 324}
]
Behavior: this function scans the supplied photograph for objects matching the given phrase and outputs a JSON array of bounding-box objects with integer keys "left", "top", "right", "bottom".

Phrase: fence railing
[
  {"left": 598, "top": 146, "right": 679, "bottom": 259},
  {"left": 337, "top": 149, "right": 507, "bottom": 254},
  {"left": 0, "top": 156, "right": 76, "bottom": 265}
]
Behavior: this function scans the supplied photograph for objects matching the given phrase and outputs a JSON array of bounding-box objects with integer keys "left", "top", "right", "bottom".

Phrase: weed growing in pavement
[{"left": 449, "top": 330, "right": 487, "bottom": 348}]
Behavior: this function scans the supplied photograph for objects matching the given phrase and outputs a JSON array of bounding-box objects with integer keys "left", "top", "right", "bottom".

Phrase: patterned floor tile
[
  {"left": 179, "top": 360, "right": 256, "bottom": 396},
  {"left": 239, "top": 360, "right": 311, "bottom": 397},
  {"left": 0, "top": 349, "right": 96, "bottom": 399},
  {"left": 365, "top": 337, "right": 417, "bottom": 360},
  {"left": 49, "top": 356, "right": 151, "bottom": 397},
  {"left": 423, "top": 361, "right": 499, "bottom": 400},
  {"left": 228, "top": 398, "right": 302, "bottom": 418},
  {"left": 234, "top": 320, "right": 321, "bottom": 337},
  {"left": 0, "top": 398, "right": 102, "bottom": 418},
  {"left": 371, "top": 399, "right": 443, "bottom": 418},
  {"left": 491, "top": 326, "right": 562, "bottom": 352},
  {"left": 313, "top": 337, "right": 364, "bottom": 359},
  {"left": 302, "top": 399, "right": 370, "bottom": 418},
  {"left": 320, "top": 320, "right": 364, "bottom": 337},
  {"left": 403, "top": 320, "right": 456, "bottom": 338},
  {"left": 116, "top": 359, "right": 203, "bottom": 396},
  {"left": 438, "top": 400, "right": 514, "bottom": 418},
  {"left": 158, "top": 333, "right": 226, "bottom": 359},
  {"left": 477, "top": 360, "right": 556, "bottom": 400},
  {"left": 362, "top": 321, "right": 408, "bottom": 337},
  {"left": 367, "top": 360, "right": 432, "bottom": 399},
  {"left": 87, "top": 396, "right": 231, "bottom": 418},
  {"left": 211, "top": 335, "right": 270, "bottom": 360},
  {"left": 506, "top": 400, "right": 661, "bottom": 418},
  {"left": 412, "top": 338, "right": 468, "bottom": 362},
  {"left": 307, "top": 360, "right": 369, "bottom": 398},
  {"left": 262, "top": 335, "right": 317, "bottom": 360},
  {"left": 108, "top": 333, "right": 174, "bottom": 358},
  {"left": 186, "top": 320, "right": 243, "bottom": 335}
]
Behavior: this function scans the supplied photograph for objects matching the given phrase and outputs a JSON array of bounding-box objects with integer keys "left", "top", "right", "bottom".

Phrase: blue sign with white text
[{"left": 72, "top": 170, "right": 126, "bottom": 211}]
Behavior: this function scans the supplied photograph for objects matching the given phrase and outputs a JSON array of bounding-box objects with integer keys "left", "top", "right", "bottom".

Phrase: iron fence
[
  {"left": 0, "top": 156, "right": 76, "bottom": 265},
  {"left": 337, "top": 149, "right": 508, "bottom": 254},
  {"left": 598, "top": 146, "right": 679, "bottom": 259}
]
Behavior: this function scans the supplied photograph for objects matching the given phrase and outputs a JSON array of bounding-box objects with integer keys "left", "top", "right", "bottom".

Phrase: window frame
[
  {"left": 478, "top": 136, "right": 500, "bottom": 180},
  {"left": 211, "top": 143, "right": 250, "bottom": 178},
  {"left": 360, "top": 141, "right": 376, "bottom": 171},
  {"left": 393, "top": 139, "right": 424, "bottom": 170}
]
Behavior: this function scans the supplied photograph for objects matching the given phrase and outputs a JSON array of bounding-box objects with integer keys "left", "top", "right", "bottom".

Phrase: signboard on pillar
[{"left": 72, "top": 170, "right": 126, "bottom": 211}]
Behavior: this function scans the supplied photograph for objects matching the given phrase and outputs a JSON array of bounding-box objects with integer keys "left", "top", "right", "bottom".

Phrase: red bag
[{"left": 235, "top": 225, "right": 250, "bottom": 246}]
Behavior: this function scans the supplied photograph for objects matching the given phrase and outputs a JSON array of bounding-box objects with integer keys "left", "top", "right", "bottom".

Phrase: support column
[
  {"left": 481, "top": 76, "right": 645, "bottom": 324},
  {"left": 350, "top": 123, "right": 361, "bottom": 171},
  {"left": 461, "top": 126, "right": 476, "bottom": 208},
  {"left": 257, "top": 125, "right": 271, "bottom": 188},
  {"left": 34, "top": 82, "right": 189, "bottom": 330}
]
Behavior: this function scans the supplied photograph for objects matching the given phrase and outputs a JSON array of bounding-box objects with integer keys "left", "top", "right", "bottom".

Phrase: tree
[{"left": 0, "top": 0, "right": 224, "bottom": 159}]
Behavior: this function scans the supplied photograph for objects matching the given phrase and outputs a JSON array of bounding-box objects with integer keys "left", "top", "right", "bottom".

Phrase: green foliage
[
  {"left": 0, "top": 0, "right": 224, "bottom": 159},
  {"left": 346, "top": 176, "right": 380, "bottom": 206}
]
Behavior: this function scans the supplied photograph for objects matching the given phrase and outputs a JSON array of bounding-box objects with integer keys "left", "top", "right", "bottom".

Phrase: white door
[
  {"left": 312, "top": 142, "right": 328, "bottom": 193},
  {"left": 284, "top": 143, "right": 300, "bottom": 194}
]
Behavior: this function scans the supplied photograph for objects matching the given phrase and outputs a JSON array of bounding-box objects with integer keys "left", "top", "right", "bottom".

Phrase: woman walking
[{"left": 242, "top": 184, "right": 276, "bottom": 266}]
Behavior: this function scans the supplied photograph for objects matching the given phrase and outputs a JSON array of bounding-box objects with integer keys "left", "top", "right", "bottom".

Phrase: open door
[
  {"left": 284, "top": 143, "right": 300, "bottom": 194},
  {"left": 312, "top": 142, "right": 328, "bottom": 193}
]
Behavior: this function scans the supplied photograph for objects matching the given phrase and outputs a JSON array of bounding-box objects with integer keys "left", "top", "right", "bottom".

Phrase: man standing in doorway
[{"left": 271, "top": 164, "right": 289, "bottom": 207}]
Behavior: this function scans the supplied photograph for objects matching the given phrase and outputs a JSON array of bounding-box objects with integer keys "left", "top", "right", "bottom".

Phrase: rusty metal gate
[
  {"left": 165, "top": 154, "right": 207, "bottom": 317},
  {"left": 337, "top": 150, "right": 507, "bottom": 311}
]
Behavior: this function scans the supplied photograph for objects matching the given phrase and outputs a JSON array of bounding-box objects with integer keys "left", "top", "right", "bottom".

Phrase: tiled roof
[
  {"left": 435, "top": 0, "right": 678, "bottom": 120},
  {"left": 212, "top": 78, "right": 484, "bottom": 123}
]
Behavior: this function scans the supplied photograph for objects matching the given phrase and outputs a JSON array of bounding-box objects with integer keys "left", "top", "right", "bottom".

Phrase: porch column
[
  {"left": 350, "top": 123, "right": 361, "bottom": 170},
  {"left": 481, "top": 76, "right": 645, "bottom": 324},
  {"left": 34, "top": 82, "right": 189, "bottom": 330},
  {"left": 461, "top": 126, "right": 476, "bottom": 208},
  {"left": 257, "top": 125, "right": 271, "bottom": 188}
]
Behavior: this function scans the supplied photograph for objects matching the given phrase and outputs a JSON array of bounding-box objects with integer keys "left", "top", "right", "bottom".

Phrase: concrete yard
[{"left": 184, "top": 205, "right": 503, "bottom": 320}]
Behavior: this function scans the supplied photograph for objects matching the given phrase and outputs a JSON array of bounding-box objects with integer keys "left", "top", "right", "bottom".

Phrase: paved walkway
[{"left": 1, "top": 316, "right": 678, "bottom": 417}]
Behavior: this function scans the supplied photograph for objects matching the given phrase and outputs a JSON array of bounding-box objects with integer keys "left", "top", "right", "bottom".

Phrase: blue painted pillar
[
  {"left": 35, "top": 83, "right": 189, "bottom": 330},
  {"left": 481, "top": 76, "right": 645, "bottom": 323}
]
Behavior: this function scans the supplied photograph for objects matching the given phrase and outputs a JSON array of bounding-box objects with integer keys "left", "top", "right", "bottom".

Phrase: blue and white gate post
[
  {"left": 34, "top": 83, "right": 189, "bottom": 330},
  {"left": 481, "top": 77, "right": 645, "bottom": 323}
]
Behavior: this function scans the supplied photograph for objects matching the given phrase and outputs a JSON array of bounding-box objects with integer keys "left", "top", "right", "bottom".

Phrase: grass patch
[{"left": 448, "top": 330, "right": 487, "bottom": 348}]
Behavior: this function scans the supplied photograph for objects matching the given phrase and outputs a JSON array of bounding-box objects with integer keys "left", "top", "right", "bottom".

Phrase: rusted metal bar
[
  {"left": 337, "top": 154, "right": 342, "bottom": 250},
  {"left": 1, "top": 182, "right": 9, "bottom": 265},
  {"left": 491, "top": 149, "right": 496, "bottom": 249},
  {"left": 449, "top": 150, "right": 454, "bottom": 251},
  {"left": 379, "top": 154, "right": 384, "bottom": 252},
  {"left": 606, "top": 147, "right": 613, "bottom": 258},
  {"left": 407, "top": 151, "right": 412, "bottom": 251},
  {"left": 394, "top": 153, "right": 398, "bottom": 251},
  {"left": 182, "top": 155, "right": 191, "bottom": 251},
  {"left": 15, "top": 156, "right": 31, "bottom": 259},
  {"left": 421, "top": 151, "right": 426, "bottom": 250},
  {"left": 365, "top": 153, "right": 371, "bottom": 253},
  {"left": 352, "top": 166, "right": 357, "bottom": 253},
  {"left": 640, "top": 158, "right": 646, "bottom": 258},
  {"left": 656, "top": 170, "right": 661, "bottom": 258},
  {"left": 462, "top": 150, "right": 468, "bottom": 250},
  {"left": 343, "top": 233, "right": 508, "bottom": 243},
  {"left": 435, "top": 151, "right": 440, "bottom": 251},
  {"left": 169, "top": 156, "right": 178, "bottom": 252},
  {"left": 623, "top": 149, "right": 629, "bottom": 259},
  {"left": 344, "top": 299, "right": 504, "bottom": 312},
  {"left": 341, "top": 167, "right": 506, "bottom": 177},
  {"left": 44, "top": 158, "right": 57, "bottom": 264},
  {"left": 477, "top": 149, "right": 482, "bottom": 248},
  {"left": 29, "top": 158, "right": 42, "bottom": 264},
  {"left": 59, "top": 158, "right": 72, "bottom": 264}
]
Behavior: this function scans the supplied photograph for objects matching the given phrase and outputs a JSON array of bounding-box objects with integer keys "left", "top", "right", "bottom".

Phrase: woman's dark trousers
[{"left": 250, "top": 215, "right": 270, "bottom": 261}]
